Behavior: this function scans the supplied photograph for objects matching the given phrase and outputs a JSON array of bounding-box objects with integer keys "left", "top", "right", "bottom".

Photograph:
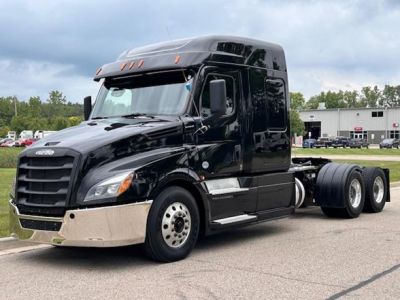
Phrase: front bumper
[{"left": 9, "top": 200, "right": 152, "bottom": 247}]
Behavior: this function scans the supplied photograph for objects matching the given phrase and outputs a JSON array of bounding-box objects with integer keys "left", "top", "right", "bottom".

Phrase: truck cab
[{"left": 9, "top": 36, "right": 389, "bottom": 262}]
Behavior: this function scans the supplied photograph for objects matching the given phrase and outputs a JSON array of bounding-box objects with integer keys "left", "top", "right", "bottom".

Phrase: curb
[
  {"left": 0, "top": 237, "right": 16, "bottom": 242},
  {"left": 391, "top": 182, "right": 400, "bottom": 188},
  {"left": 0, "top": 244, "right": 51, "bottom": 257}
]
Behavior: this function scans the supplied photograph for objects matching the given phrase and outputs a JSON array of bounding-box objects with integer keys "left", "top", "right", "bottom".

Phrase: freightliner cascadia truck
[{"left": 9, "top": 36, "right": 390, "bottom": 262}]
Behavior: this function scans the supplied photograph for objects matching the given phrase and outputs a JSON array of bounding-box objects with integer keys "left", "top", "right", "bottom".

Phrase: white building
[{"left": 298, "top": 107, "right": 400, "bottom": 143}]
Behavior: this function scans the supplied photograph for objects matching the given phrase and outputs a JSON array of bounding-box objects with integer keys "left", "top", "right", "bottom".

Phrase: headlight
[
  {"left": 84, "top": 171, "right": 135, "bottom": 202},
  {"left": 10, "top": 177, "right": 16, "bottom": 199}
]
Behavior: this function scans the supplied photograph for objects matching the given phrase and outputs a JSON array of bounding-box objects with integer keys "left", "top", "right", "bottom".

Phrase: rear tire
[
  {"left": 144, "top": 186, "right": 200, "bottom": 262},
  {"left": 317, "top": 163, "right": 365, "bottom": 218},
  {"left": 362, "top": 168, "right": 387, "bottom": 213}
]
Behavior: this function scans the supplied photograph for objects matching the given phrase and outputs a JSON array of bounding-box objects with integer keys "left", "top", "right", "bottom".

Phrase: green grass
[
  {"left": 0, "top": 147, "right": 24, "bottom": 168},
  {"left": 334, "top": 160, "right": 400, "bottom": 182},
  {"left": 0, "top": 168, "right": 16, "bottom": 237},
  {"left": 293, "top": 147, "right": 400, "bottom": 156}
]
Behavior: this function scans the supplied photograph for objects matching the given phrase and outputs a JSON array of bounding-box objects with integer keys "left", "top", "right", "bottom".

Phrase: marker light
[
  {"left": 138, "top": 60, "right": 144, "bottom": 68},
  {"left": 128, "top": 61, "right": 135, "bottom": 69},
  {"left": 96, "top": 68, "right": 102, "bottom": 75},
  {"left": 174, "top": 55, "right": 181, "bottom": 64},
  {"left": 120, "top": 62, "right": 127, "bottom": 71}
]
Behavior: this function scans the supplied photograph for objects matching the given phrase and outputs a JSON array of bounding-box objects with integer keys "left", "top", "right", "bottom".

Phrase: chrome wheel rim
[
  {"left": 373, "top": 176, "right": 384, "bottom": 204},
  {"left": 349, "top": 179, "right": 362, "bottom": 208},
  {"left": 161, "top": 202, "right": 191, "bottom": 248}
]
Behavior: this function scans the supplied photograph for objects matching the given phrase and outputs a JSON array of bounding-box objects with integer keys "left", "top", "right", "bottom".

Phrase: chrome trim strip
[
  {"left": 210, "top": 187, "right": 249, "bottom": 195},
  {"left": 213, "top": 214, "right": 257, "bottom": 225},
  {"left": 257, "top": 182, "right": 293, "bottom": 189},
  {"left": 205, "top": 178, "right": 246, "bottom": 195}
]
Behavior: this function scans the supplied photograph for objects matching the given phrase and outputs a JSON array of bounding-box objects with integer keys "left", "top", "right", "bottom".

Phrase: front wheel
[{"left": 144, "top": 186, "right": 200, "bottom": 262}]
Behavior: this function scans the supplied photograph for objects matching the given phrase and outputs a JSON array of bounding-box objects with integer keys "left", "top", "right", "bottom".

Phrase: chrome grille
[{"left": 16, "top": 149, "right": 79, "bottom": 216}]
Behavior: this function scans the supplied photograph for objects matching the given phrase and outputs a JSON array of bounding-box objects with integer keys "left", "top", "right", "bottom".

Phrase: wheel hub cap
[
  {"left": 373, "top": 176, "right": 384, "bottom": 204},
  {"left": 349, "top": 179, "right": 362, "bottom": 208},
  {"left": 161, "top": 202, "right": 191, "bottom": 248}
]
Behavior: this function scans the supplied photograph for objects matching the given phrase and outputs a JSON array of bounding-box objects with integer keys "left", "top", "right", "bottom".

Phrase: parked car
[
  {"left": 302, "top": 138, "right": 316, "bottom": 148},
  {"left": 20, "top": 138, "right": 39, "bottom": 147},
  {"left": 349, "top": 139, "right": 369, "bottom": 149},
  {"left": 314, "top": 137, "right": 332, "bottom": 148},
  {"left": 379, "top": 138, "right": 399, "bottom": 149},
  {"left": 0, "top": 140, "right": 17, "bottom": 147},
  {"left": 332, "top": 136, "right": 351, "bottom": 148},
  {"left": 0, "top": 138, "right": 13, "bottom": 144}
]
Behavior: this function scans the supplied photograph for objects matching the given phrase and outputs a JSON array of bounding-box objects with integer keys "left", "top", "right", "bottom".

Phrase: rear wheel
[
  {"left": 362, "top": 168, "right": 387, "bottom": 213},
  {"left": 317, "top": 163, "right": 365, "bottom": 218},
  {"left": 144, "top": 186, "right": 200, "bottom": 262}
]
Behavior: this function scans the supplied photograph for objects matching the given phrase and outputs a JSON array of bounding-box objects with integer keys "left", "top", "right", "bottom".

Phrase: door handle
[{"left": 234, "top": 144, "right": 241, "bottom": 162}]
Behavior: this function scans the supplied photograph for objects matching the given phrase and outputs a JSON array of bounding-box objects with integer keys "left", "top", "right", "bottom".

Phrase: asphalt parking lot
[{"left": 1, "top": 187, "right": 399, "bottom": 299}]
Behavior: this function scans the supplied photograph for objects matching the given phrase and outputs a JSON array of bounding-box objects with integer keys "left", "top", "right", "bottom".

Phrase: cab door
[
  {"left": 190, "top": 67, "right": 257, "bottom": 219},
  {"left": 194, "top": 67, "right": 243, "bottom": 177}
]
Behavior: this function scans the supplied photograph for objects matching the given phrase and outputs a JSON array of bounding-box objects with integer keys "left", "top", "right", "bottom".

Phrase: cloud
[
  {"left": 0, "top": 59, "right": 98, "bottom": 102},
  {"left": 0, "top": 0, "right": 400, "bottom": 101}
]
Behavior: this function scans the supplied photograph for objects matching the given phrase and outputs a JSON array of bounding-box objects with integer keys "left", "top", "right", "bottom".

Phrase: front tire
[{"left": 144, "top": 186, "right": 200, "bottom": 262}]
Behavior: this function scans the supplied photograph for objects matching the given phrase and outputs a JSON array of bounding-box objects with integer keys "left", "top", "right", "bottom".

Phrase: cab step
[{"left": 211, "top": 214, "right": 257, "bottom": 227}]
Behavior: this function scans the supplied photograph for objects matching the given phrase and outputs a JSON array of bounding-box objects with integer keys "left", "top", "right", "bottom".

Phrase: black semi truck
[{"left": 9, "top": 36, "right": 390, "bottom": 262}]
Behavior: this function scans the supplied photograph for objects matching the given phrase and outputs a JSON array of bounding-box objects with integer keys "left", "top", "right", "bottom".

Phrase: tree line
[
  {"left": 0, "top": 91, "right": 83, "bottom": 137},
  {"left": 291, "top": 84, "right": 400, "bottom": 111},
  {"left": 289, "top": 84, "right": 400, "bottom": 137},
  {"left": 1, "top": 84, "right": 399, "bottom": 138}
]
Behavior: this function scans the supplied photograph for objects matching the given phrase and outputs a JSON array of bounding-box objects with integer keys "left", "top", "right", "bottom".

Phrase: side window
[
  {"left": 265, "top": 78, "right": 286, "bottom": 130},
  {"left": 201, "top": 74, "right": 235, "bottom": 117}
]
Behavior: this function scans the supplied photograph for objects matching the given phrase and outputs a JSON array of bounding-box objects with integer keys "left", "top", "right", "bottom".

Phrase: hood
[
  {"left": 30, "top": 117, "right": 183, "bottom": 153},
  {"left": 25, "top": 117, "right": 185, "bottom": 175}
]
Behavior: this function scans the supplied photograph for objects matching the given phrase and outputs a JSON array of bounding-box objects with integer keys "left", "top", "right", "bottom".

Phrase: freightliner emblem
[{"left": 35, "top": 149, "right": 55, "bottom": 156}]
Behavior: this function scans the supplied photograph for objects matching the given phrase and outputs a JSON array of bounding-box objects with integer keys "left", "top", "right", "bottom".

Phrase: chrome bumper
[{"left": 9, "top": 200, "right": 152, "bottom": 247}]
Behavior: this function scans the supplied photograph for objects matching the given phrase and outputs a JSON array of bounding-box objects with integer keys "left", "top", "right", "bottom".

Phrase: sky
[{"left": 0, "top": 0, "right": 400, "bottom": 103}]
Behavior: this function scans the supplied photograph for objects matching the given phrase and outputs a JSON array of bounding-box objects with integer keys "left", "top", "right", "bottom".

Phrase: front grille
[
  {"left": 16, "top": 149, "right": 79, "bottom": 216},
  {"left": 20, "top": 218, "right": 62, "bottom": 231},
  {"left": 16, "top": 204, "right": 67, "bottom": 217}
]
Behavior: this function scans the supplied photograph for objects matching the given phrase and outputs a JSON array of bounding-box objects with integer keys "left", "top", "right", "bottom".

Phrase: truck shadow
[
  {"left": 292, "top": 206, "right": 329, "bottom": 219},
  {"left": 20, "top": 223, "right": 288, "bottom": 269}
]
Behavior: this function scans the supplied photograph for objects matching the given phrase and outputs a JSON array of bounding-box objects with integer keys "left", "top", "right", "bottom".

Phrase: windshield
[{"left": 92, "top": 70, "right": 193, "bottom": 118}]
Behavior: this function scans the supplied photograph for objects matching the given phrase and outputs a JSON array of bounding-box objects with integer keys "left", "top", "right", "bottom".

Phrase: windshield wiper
[
  {"left": 120, "top": 113, "right": 155, "bottom": 119},
  {"left": 91, "top": 116, "right": 108, "bottom": 120}
]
